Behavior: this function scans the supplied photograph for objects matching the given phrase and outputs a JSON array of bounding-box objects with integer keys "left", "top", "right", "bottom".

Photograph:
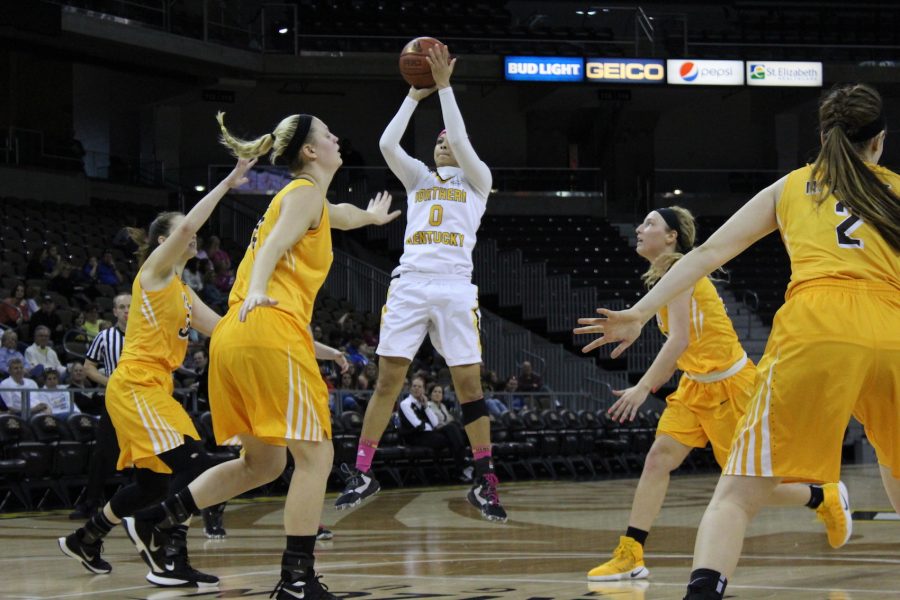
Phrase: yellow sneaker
[
  {"left": 587, "top": 536, "right": 650, "bottom": 581},
  {"left": 816, "top": 481, "right": 852, "bottom": 548}
]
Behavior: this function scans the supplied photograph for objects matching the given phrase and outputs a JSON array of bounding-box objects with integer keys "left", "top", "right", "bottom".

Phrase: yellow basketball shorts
[
  {"left": 725, "top": 279, "right": 900, "bottom": 482},
  {"left": 657, "top": 360, "right": 756, "bottom": 468},
  {"left": 105, "top": 363, "right": 200, "bottom": 474},
  {"left": 209, "top": 307, "right": 331, "bottom": 447}
]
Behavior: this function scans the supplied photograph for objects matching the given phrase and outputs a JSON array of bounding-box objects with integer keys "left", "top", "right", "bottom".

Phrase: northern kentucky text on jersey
[
  {"left": 414, "top": 186, "right": 468, "bottom": 203},
  {"left": 405, "top": 230, "right": 465, "bottom": 247}
]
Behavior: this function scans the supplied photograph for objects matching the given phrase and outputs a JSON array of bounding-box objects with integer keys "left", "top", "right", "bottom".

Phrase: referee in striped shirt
[{"left": 70, "top": 293, "right": 130, "bottom": 520}]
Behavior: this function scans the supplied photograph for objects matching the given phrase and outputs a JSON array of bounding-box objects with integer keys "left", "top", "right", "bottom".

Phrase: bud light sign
[{"left": 505, "top": 56, "right": 584, "bottom": 82}]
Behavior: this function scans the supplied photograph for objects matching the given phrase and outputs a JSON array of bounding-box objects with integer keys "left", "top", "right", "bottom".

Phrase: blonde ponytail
[{"left": 216, "top": 112, "right": 306, "bottom": 169}]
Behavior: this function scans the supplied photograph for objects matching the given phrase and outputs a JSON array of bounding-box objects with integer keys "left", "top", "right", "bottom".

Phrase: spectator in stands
[
  {"left": 1, "top": 282, "right": 31, "bottom": 326},
  {"left": 97, "top": 251, "right": 123, "bottom": 286},
  {"left": 191, "top": 349, "right": 210, "bottom": 412},
  {"left": 31, "top": 295, "right": 64, "bottom": 343},
  {"left": 0, "top": 357, "right": 45, "bottom": 416},
  {"left": 212, "top": 259, "right": 234, "bottom": 293},
  {"left": 83, "top": 304, "right": 102, "bottom": 340},
  {"left": 0, "top": 330, "right": 31, "bottom": 376},
  {"left": 205, "top": 236, "right": 231, "bottom": 270},
  {"left": 67, "top": 362, "right": 96, "bottom": 414},
  {"left": 199, "top": 263, "right": 227, "bottom": 313},
  {"left": 25, "top": 325, "right": 67, "bottom": 379},
  {"left": 336, "top": 370, "right": 363, "bottom": 412},
  {"left": 24, "top": 285, "right": 41, "bottom": 315},
  {"left": 33, "top": 370, "right": 75, "bottom": 415},
  {"left": 182, "top": 258, "right": 204, "bottom": 293},
  {"left": 312, "top": 324, "right": 323, "bottom": 342},
  {"left": 49, "top": 263, "right": 90, "bottom": 306},
  {"left": 82, "top": 255, "right": 101, "bottom": 283},
  {"left": 398, "top": 376, "right": 470, "bottom": 481},
  {"left": 518, "top": 360, "right": 543, "bottom": 393},
  {"left": 503, "top": 375, "right": 526, "bottom": 411},
  {"left": 363, "top": 362, "right": 378, "bottom": 387},
  {"left": 42, "top": 244, "right": 62, "bottom": 277},
  {"left": 69, "top": 311, "right": 89, "bottom": 342}
]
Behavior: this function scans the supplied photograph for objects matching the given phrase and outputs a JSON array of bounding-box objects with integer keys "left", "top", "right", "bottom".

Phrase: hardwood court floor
[{"left": 2, "top": 464, "right": 898, "bottom": 599}]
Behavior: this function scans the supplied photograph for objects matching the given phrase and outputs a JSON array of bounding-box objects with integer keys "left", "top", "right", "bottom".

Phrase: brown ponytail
[
  {"left": 127, "top": 211, "right": 182, "bottom": 266},
  {"left": 812, "top": 84, "right": 900, "bottom": 252}
]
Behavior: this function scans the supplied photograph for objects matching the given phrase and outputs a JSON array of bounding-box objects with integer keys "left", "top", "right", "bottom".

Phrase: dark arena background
[{"left": 0, "top": 2, "right": 898, "bottom": 599}]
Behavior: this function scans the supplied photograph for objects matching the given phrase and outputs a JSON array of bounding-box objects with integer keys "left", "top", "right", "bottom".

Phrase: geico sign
[{"left": 586, "top": 62, "right": 664, "bottom": 81}]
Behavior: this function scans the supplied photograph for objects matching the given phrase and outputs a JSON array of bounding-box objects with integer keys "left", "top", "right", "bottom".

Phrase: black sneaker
[
  {"left": 58, "top": 531, "right": 112, "bottom": 574},
  {"left": 146, "top": 543, "right": 219, "bottom": 588},
  {"left": 467, "top": 472, "right": 508, "bottom": 523},
  {"left": 123, "top": 516, "right": 168, "bottom": 573},
  {"left": 271, "top": 572, "right": 336, "bottom": 599},
  {"left": 201, "top": 503, "right": 227, "bottom": 539},
  {"left": 334, "top": 464, "right": 380, "bottom": 510},
  {"left": 316, "top": 526, "right": 333, "bottom": 541}
]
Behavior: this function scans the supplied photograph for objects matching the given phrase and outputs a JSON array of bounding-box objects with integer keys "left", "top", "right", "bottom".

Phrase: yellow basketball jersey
[
  {"left": 778, "top": 164, "right": 900, "bottom": 296},
  {"left": 229, "top": 178, "right": 333, "bottom": 326},
  {"left": 656, "top": 277, "right": 746, "bottom": 375},
  {"left": 118, "top": 269, "right": 192, "bottom": 372}
]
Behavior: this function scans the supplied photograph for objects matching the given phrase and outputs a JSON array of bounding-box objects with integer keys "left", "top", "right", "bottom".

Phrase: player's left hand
[
  {"left": 224, "top": 157, "right": 257, "bottom": 189},
  {"left": 333, "top": 352, "right": 350, "bottom": 374},
  {"left": 427, "top": 44, "right": 456, "bottom": 89},
  {"left": 574, "top": 307, "right": 644, "bottom": 358},
  {"left": 607, "top": 385, "right": 650, "bottom": 423},
  {"left": 367, "top": 191, "right": 400, "bottom": 225},
  {"left": 239, "top": 293, "right": 277, "bottom": 322}
]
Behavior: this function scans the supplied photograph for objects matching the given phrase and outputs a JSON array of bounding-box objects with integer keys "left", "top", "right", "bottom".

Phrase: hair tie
[
  {"left": 656, "top": 207, "right": 689, "bottom": 253},
  {"left": 846, "top": 113, "right": 886, "bottom": 143}
]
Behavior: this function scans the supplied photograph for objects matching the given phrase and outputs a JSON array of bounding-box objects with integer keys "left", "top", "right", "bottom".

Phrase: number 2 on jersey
[
  {"left": 429, "top": 204, "right": 443, "bottom": 226},
  {"left": 835, "top": 201, "right": 864, "bottom": 249}
]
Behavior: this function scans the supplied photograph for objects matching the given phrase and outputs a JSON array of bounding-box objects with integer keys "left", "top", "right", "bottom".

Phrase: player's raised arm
[
  {"left": 428, "top": 45, "right": 492, "bottom": 198},
  {"left": 379, "top": 90, "right": 432, "bottom": 191}
]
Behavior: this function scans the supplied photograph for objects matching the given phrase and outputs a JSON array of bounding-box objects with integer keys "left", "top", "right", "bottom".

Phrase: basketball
[{"left": 398, "top": 37, "right": 444, "bottom": 88}]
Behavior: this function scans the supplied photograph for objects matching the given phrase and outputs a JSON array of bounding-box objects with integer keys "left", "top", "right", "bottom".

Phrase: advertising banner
[
  {"left": 504, "top": 57, "right": 584, "bottom": 82},
  {"left": 585, "top": 58, "right": 665, "bottom": 84},
  {"left": 666, "top": 59, "right": 744, "bottom": 85},
  {"left": 747, "top": 61, "right": 823, "bottom": 87}
]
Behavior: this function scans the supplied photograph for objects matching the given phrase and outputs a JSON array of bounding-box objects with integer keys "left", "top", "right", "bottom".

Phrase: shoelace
[
  {"left": 483, "top": 473, "right": 501, "bottom": 504},
  {"left": 269, "top": 575, "right": 330, "bottom": 599}
]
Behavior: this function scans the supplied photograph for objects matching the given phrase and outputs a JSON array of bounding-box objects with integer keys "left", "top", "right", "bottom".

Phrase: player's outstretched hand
[
  {"left": 367, "top": 191, "right": 401, "bottom": 225},
  {"left": 427, "top": 44, "right": 456, "bottom": 89},
  {"left": 607, "top": 385, "right": 650, "bottom": 423},
  {"left": 224, "top": 157, "right": 257, "bottom": 189},
  {"left": 239, "top": 293, "right": 277, "bottom": 322},
  {"left": 574, "top": 307, "right": 643, "bottom": 358}
]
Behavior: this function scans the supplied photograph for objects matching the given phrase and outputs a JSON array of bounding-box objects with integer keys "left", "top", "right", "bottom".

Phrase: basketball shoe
[
  {"left": 817, "top": 481, "right": 852, "bottom": 548},
  {"left": 587, "top": 536, "right": 650, "bottom": 581},
  {"left": 467, "top": 472, "right": 507, "bottom": 522},
  {"left": 58, "top": 530, "right": 112, "bottom": 574},
  {"left": 123, "top": 516, "right": 218, "bottom": 587},
  {"left": 316, "top": 525, "right": 333, "bottom": 541},
  {"left": 334, "top": 464, "right": 380, "bottom": 509},
  {"left": 273, "top": 552, "right": 336, "bottom": 599}
]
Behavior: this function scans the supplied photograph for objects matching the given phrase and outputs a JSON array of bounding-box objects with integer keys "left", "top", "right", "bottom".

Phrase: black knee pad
[{"left": 461, "top": 398, "right": 489, "bottom": 425}]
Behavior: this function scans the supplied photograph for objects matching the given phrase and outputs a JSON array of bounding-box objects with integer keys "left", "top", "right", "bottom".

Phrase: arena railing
[{"left": 3, "top": 387, "right": 200, "bottom": 420}]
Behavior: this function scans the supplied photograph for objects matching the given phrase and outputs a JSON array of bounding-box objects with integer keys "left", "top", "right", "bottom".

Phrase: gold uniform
[
  {"left": 725, "top": 164, "right": 900, "bottom": 482},
  {"left": 105, "top": 270, "right": 200, "bottom": 473},
  {"left": 209, "top": 179, "right": 333, "bottom": 446},
  {"left": 656, "top": 276, "right": 756, "bottom": 467}
]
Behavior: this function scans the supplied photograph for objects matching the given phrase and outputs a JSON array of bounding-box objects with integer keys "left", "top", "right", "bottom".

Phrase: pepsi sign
[
  {"left": 504, "top": 57, "right": 584, "bottom": 82},
  {"left": 666, "top": 59, "right": 744, "bottom": 86},
  {"left": 585, "top": 58, "right": 665, "bottom": 83}
]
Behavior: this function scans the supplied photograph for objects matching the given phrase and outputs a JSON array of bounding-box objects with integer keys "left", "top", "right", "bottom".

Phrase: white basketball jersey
[{"left": 393, "top": 163, "right": 487, "bottom": 278}]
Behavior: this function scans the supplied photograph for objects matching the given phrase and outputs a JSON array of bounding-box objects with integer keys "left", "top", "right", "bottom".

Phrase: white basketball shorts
[{"left": 376, "top": 274, "right": 482, "bottom": 367}]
